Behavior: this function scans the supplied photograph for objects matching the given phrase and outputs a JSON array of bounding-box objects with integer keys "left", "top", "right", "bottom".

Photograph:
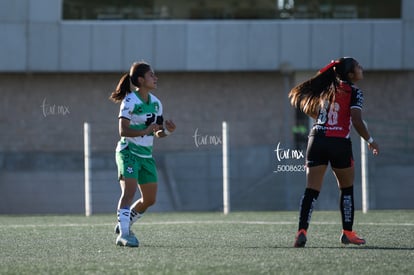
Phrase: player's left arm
[
  {"left": 154, "top": 101, "right": 176, "bottom": 138},
  {"left": 351, "top": 108, "right": 370, "bottom": 141},
  {"left": 155, "top": 119, "right": 176, "bottom": 138},
  {"left": 350, "top": 87, "right": 379, "bottom": 155},
  {"left": 351, "top": 108, "right": 379, "bottom": 155}
]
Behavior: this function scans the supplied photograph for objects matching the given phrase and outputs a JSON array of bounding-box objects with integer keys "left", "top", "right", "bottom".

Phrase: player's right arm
[
  {"left": 118, "top": 96, "right": 159, "bottom": 137},
  {"left": 119, "top": 118, "right": 159, "bottom": 137}
]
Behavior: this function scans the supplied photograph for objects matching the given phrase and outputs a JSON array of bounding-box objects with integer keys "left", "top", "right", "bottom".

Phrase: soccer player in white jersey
[{"left": 109, "top": 61, "right": 176, "bottom": 247}]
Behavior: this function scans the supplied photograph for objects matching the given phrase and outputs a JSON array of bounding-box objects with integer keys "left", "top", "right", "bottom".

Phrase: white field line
[{"left": 1, "top": 220, "right": 413, "bottom": 229}]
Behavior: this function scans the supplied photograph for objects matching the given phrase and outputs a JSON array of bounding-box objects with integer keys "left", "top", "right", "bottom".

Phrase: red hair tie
[{"left": 319, "top": 60, "right": 340, "bottom": 73}]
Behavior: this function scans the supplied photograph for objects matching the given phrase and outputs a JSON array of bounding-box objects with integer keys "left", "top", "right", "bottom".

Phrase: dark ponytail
[
  {"left": 109, "top": 73, "right": 131, "bottom": 103},
  {"left": 288, "top": 57, "right": 356, "bottom": 116}
]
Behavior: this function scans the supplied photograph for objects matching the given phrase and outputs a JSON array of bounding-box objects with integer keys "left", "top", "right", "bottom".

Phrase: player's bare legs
[
  {"left": 306, "top": 165, "right": 328, "bottom": 191},
  {"left": 116, "top": 177, "right": 139, "bottom": 247},
  {"left": 332, "top": 167, "right": 354, "bottom": 189},
  {"left": 131, "top": 183, "right": 157, "bottom": 213},
  {"left": 117, "top": 183, "right": 158, "bottom": 231},
  {"left": 118, "top": 178, "right": 138, "bottom": 209}
]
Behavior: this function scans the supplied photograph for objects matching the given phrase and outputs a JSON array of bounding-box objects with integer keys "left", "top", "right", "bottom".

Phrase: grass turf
[{"left": 0, "top": 211, "right": 413, "bottom": 275}]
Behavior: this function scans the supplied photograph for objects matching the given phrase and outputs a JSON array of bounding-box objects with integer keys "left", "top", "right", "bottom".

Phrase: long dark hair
[
  {"left": 288, "top": 57, "right": 357, "bottom": 116},
  {"left": 109, "top": 61, "right": 152, "bottom": 103}
]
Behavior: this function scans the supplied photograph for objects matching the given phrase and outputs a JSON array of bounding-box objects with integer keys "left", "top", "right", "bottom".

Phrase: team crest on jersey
[
  {"left": 133, "top": 105, "right": 144, "bottom": 114},
  {"left": 154, "top": 102, "right": 159, "bottom": 112}
]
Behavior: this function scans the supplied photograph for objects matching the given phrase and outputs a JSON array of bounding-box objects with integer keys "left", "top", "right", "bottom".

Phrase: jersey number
[
  {"left": 317, "top": 101, "right": 339, "bottom": 125},
  {"left": 327, "top": 102, "right": 339, "bottom": 125}
]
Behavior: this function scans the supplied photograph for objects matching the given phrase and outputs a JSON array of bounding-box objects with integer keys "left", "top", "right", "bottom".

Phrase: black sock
[
  {"left": 340, "top": 186, "right": 354, "bottom": 231},
  {"left": 298, "top": 188, "right": 320, "bottom": 231}
]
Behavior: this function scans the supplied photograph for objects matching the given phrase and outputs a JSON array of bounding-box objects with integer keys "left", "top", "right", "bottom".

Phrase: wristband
[
  {"left": 367, "top": 137, "right": 374, "bottom": 144},
  {"left": 163, "top": 129, "right": 171, "bottom": 136}
]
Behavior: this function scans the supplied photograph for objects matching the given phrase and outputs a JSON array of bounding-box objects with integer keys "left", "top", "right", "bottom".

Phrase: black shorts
[{"left": 306, "top": 136, "right": 354, "bottom": 169}]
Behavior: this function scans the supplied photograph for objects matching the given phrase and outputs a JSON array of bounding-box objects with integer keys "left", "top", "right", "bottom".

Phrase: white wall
[{"left": 0, "top": 0, "right": 413, "bottom": 72}]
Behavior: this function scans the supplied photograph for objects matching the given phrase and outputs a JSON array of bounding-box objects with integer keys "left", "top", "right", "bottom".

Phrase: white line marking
[{"left": 1, "top": 220, "right": 413, "bottom": 229}]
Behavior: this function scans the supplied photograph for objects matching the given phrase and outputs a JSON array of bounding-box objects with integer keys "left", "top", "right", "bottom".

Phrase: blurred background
[{"left": 0, "top": 0, "right": 413, "bottom": 214}]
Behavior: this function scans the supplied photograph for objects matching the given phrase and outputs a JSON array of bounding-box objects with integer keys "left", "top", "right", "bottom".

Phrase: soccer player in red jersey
[{"left": 289, "top": 57, "right": 379, "bottom": 247}]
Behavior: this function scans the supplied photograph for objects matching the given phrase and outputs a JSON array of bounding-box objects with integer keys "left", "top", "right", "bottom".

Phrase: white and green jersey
[{"left": 116, "top": 91, "right": 163, "bottom": 158}]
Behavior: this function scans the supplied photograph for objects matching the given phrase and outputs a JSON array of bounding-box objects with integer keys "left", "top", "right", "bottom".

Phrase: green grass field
[{"left": 0, "top": 211, "right": 413, "bottom": 275}]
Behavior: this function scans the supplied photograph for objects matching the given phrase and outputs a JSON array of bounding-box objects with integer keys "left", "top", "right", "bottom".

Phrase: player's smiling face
[{"left": 142, "top": 70, "right": 158, "bottom": 90}]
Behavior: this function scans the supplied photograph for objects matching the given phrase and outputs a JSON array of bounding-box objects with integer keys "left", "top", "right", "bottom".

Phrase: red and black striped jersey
[{"left": 310, "top": 81, "right": 363, "bottom": 139}]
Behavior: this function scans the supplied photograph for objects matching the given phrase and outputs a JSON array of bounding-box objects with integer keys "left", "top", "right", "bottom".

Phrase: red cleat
[
  {"left": 294, "top": 229, "right": 307, "bottom": 248},
  {"left": 340, "top": 230, "right": 366, "bottom": 245}
]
